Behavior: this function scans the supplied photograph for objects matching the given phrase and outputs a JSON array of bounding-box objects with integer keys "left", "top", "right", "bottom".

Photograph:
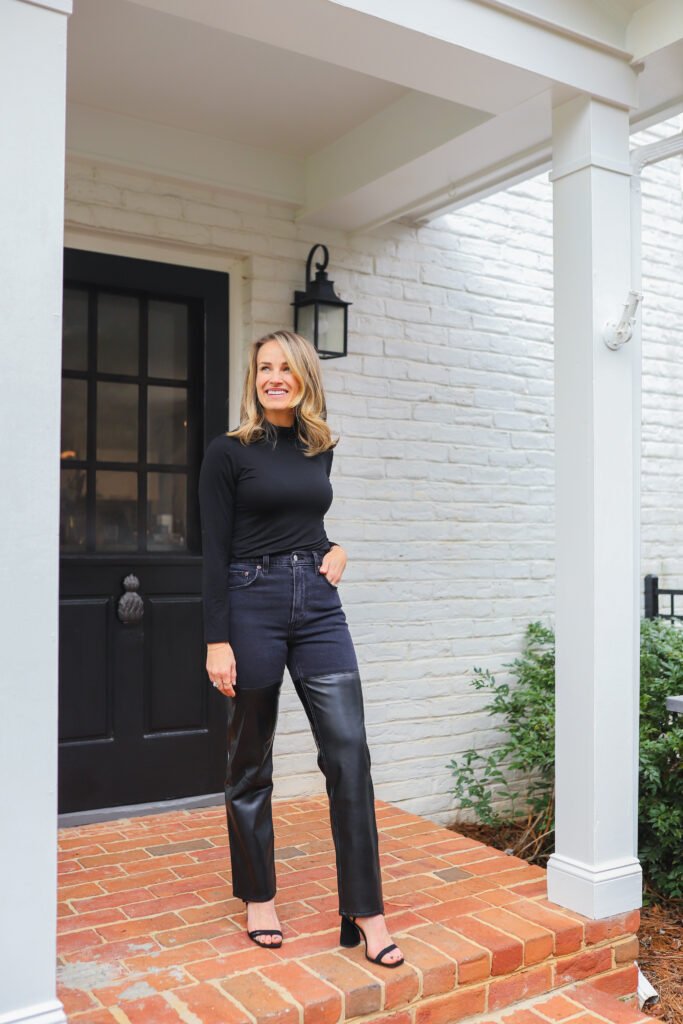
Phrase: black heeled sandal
[
  {"left": 339, "top": 913, "right": 404, "bottom": 968},
  {"left": 245, "top": 901, "right": 283, "bottom": 949}
]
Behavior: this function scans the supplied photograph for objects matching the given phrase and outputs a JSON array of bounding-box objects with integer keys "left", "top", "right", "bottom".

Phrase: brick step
[
  {"left": 57, "top": 798, "right": 643, "bottom": 1024},
  {"left": 469, "top": 978, "right": 651, "bottom": 1024}
]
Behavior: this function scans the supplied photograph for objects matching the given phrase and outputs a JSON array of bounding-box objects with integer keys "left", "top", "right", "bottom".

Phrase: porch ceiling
[{"left": 66, "top": 0, "right": 683, "bottom": 232}]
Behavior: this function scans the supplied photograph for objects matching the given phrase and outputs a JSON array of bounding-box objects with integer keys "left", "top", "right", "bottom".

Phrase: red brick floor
[{"left": 57, "top": 797, "right": 645, "bottom": 1024}]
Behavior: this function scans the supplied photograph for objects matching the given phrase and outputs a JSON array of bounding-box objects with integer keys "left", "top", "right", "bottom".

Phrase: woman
[{"left": 198, "top": 330, "right": 404, "bottom": 968}]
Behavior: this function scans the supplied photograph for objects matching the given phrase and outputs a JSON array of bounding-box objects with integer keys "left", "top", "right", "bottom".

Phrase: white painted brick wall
[
  {"left": 633, "top": 121, "right": 683, "bottom": 594},
  {"left": 63, "top": 114, "right": 682, "bottom": 826}
]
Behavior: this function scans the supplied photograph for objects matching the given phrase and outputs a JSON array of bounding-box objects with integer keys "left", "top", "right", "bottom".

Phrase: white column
[
  {"left": 0, "top": 1, "right": 71, "bottom": 1022},
  {"left": 546, "top": 95, "right": 642, "bottom": 919}
]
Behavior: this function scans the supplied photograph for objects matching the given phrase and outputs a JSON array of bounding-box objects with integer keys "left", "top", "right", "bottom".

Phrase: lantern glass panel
[
  {"left": 318, "top": 305, "right": 345, "bottom": 355},
  {"left": 297, "top": 304, "right": 316, "bottom": 346}
]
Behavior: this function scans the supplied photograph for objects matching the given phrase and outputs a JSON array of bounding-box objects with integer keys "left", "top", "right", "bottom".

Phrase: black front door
[{"left": 58, "top": 249, "right": 229, "bottom": 813}]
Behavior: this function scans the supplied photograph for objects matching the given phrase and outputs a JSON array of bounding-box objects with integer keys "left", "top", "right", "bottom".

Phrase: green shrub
[
  {"left": 638, "top": 618, "right": 683, "bottom": 898},
  {"left": 447, "top": 618, "right": 683, "bottom": 900}
]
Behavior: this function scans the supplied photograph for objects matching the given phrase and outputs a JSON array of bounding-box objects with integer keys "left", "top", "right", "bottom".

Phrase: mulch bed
[
  {"left": 449, "top": 821, "right": 683, "bottom": 1022},
  {"left": 637, "top": 900, "right": 683, "bottom": 1023}
]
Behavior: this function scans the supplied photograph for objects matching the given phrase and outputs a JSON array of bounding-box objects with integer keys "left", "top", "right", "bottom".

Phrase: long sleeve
[
  {"left": 198, "top": 436, "right": 237, "bottom": 644},
  {"left": 325, "top": 448, "right": 339, "bottom": 551}
]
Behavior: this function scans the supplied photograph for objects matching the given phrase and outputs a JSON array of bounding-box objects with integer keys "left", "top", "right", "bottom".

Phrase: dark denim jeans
[
  {"left": 223, "top": 548, "right": 384, "bottom": 916},
  {"left": 227, "top": 547, "right": 359, "bottom": 690}
]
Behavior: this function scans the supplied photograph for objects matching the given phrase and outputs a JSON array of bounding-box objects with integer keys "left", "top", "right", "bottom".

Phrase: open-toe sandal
[
  {"left": 339, "top": 913, "right": 404, "bottom": 968},
  {"left": 245, "top": 902, "right": 283, "bottom": 949},
  {"left": 247, "top": 928, "right": 283, "bottom": 948}
]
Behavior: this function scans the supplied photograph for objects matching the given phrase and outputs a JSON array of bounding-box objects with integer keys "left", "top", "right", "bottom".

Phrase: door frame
[
  {"left": 63, "top": 229, "right": 246, "bottom": 434},
  {"left": 59, "top": 230, "right": 243, "bottom": 826}
]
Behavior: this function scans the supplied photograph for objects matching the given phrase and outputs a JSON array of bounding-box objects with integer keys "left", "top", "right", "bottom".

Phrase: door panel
[
  {"left": 58, "top": 249, "right": 229, "bottom": 813},
  {"left": 58, "top": 598, "right": 111, "bottom": 742},
  {"left": 145, "top": 596, "right": 206, "bottom": 733}
]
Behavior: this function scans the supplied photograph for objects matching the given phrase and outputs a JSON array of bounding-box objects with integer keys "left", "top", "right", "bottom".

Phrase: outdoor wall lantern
[{"left": 292, "top": 244, "right": 351, "bottom": 358}]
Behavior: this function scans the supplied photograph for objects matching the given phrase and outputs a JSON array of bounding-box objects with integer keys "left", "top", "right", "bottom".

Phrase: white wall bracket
[{"left": 603, "top": 290, "right": 642, "bottom": 350}]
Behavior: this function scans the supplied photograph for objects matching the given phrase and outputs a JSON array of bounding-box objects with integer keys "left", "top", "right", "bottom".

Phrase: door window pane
[
  {"left": 149, "top": 300, "right": 188, "bottom": 380},
  {"left": 97, "top": 382, "right": 138, "bottom": 462},
  {"left": 147, "top": 472, "right": 187, "bottom": 550},
  {"left": 96, "top": 471, "right": 138, "bottom": 551},
  {"left": 62, "top": 288, "right": 88, "bottom": 371},
  {"left": 98, "top": 293, "right": 139, "bottom": 376},
  {"left": 61, "top": 378, "right": 87, "bottom": 462},
  {"left": 60, "top": 469, "right": 87, "bottom": 551},
  {"left": 147, "top": 386, "right": 187, "bottom": 464}
]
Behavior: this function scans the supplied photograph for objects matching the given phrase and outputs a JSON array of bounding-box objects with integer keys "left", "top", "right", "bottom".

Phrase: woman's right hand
[{"left": 206, "top": 642, "right": 237, "bottom": 698}]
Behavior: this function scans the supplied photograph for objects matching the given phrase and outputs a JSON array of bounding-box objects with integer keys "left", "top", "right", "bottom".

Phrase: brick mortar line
[
  {"left": 336, "top": 945, "right": 416, "bottom": 1007},
  {"left": 292, "top": 959, "right": 349, "bottom": 1021},
  {"left": 461, "top": 904, "right": 589, "bottom": 949},
  {"left": 394, "top": 927, "right": 492, "bottom": 980},
  {"left": 395, "top": 962, "right": 639, "bottom": 1024},
  {"left": 400, "top": 916, "right": 628, "bottom": 984},
  {"left": 581, "top": 933, "right": 638, "bottom": 956},
  {"left": 483, "top": 904, "right": 637, "bottom": 950},
  {"left": 461, "top": 981, "right": 638, "bottom": 1024},
  {"left": 108, "top": 1007, "right": 131, "bottom": 1024},
  {"left": 62, "top": 885, "right": 110, "bottom": 906},
  {"left": 352, "top": 1009, "right": 417, "bottom": 1023},
  {"left": 328, "top": 946, "right": 392, "bottom": 1011},
  {"left": 296, "top": 949, "right": 637, "bottom": 1020},
  {"left": 164, "top": 989, "right": 205, "bottom": 1024},
  {"left": 468, "top": 909, "right": 558, "bottom": 949},
  {"left": 59, "top": 845, "right": 108, "bottom": 857},
  {"left": 206, "top": 978, "right": 259, "bottom": 1024},
  {"left": 542, "top": 975, "right": 647, "bottom": 1024},
  {"left": 252, "top": 970, "right": 305, "bottom": 1024}
]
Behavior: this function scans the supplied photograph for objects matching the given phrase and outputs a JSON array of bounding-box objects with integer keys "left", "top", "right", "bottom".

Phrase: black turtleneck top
[{"left": 198, "top": 424, "right": 338, "bottom": 643}]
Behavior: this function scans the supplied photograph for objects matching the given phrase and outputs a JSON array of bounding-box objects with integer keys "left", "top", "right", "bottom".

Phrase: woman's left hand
[{"left": 320, "top": 545, "right": 347, "bottom": 586}]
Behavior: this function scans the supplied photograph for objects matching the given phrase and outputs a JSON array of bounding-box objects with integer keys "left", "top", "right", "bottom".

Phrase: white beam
[
  {"left": 627, "top": 0, "right": 683, "bottom": 62},
  {"left": 300, "top": 91, "right": 551, "bottom": 232},
  {"left": 330, "top": 0, "right": 638, "bottom": 108},
  {"left": 633, "top": 38, "right": 683, "bottom": 129},
  {"left": 0, "top": 0, "right": 70, "bottom": 1021},
  {"left": 125, "top": 0, "right": 567, "bottom": 114},
  {"left": 302, "top": 91, "right": 491, "bottom": 224},
  {"left": 546, "top": 95, "right": 642, "bottom": 919},
  {"left": 479, "top": 0, "right": 633, "bottom": 52}
]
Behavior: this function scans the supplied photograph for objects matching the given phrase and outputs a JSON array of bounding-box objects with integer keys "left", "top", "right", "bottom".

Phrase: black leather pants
[{"left": 224, "top": 669, "right": 384, "bottom": 916}]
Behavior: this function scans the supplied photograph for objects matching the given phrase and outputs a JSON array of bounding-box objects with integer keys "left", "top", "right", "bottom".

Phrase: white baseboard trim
[
  {"left": 547, "top": 851, "right": 642, "bottom": 919},
  {"left": 0, "top": 1000, "right": 67, "bottom": 1024}
]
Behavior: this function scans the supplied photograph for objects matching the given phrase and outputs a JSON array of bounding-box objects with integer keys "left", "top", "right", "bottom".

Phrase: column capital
[
  {"left": 549, "top": 154, "right": 632, "bottom": 182},
  {"left": 552, "top": 94, "right": 630, "bottom": 183}
]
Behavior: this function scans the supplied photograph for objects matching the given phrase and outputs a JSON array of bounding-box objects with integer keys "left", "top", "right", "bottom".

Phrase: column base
[
  {"left": 547, "top": 852, "right": 642, "bottom": 919},
  {"left": 0, "top": 1001, "right": 67, "bottom": 1024}
]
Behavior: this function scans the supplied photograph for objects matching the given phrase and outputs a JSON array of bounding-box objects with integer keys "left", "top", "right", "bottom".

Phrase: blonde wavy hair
[{"left": 227, "top": 330, "right": 338, "bottom": 457}]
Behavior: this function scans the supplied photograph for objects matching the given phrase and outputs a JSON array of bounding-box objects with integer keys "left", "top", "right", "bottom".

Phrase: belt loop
[{"left": 261, "top": 554, "right": 269, "bottom": 574}]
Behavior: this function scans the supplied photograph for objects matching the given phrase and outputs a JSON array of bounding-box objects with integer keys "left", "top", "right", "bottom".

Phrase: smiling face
[{"left": 255, "top": 339, "right": 302, "bottom": 425}]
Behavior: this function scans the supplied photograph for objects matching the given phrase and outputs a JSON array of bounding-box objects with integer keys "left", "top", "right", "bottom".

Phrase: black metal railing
[{"left": 644, "top": 574, "right": 683, "bottom": 621}]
